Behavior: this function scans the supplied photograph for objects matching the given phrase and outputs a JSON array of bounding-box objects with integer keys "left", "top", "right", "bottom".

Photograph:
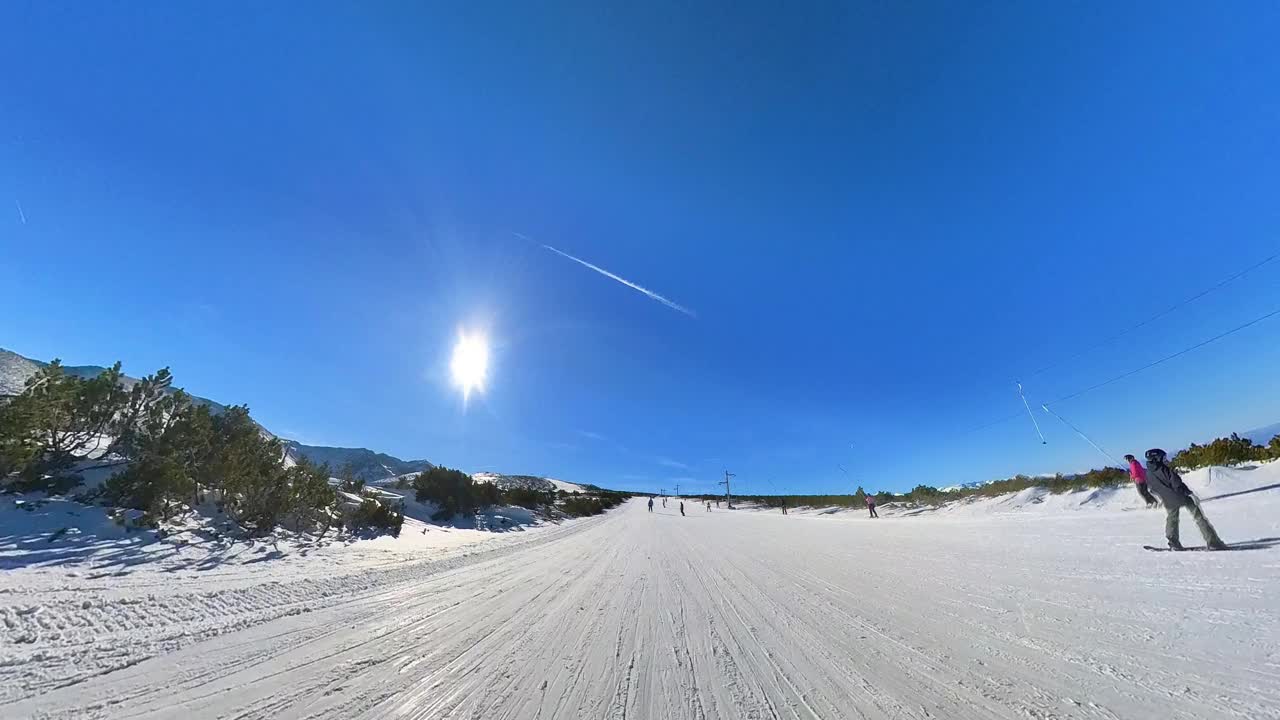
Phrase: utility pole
[
  {"left": 720, "top": 470, "right": 734, "bottom": 508},
  {"left": 674, "top": 483, "right": 680, "bottom": 498}
]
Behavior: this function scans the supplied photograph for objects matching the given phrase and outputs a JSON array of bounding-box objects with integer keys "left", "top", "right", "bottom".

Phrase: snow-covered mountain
[
  {"left": 0, "top": 349, "right": 40, "bottom": 397},
  {"left": 940, "top": 479, "right": 996, "bottom": 493},
  {"left": 472, "top": 472, "right": 588, "bottom": 494},
  {"left": 285, "top": 442, "right": 434, "bottom": 483},
  {"left": 544, "top": 477, "right": 591, "bottom": 494}
]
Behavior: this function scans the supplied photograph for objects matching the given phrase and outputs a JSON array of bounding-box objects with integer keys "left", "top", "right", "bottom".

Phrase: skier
[
  {"left": 1124, "top": 454, "right": 1159, "bottom": 508},
  {"left": 1144, "top": 448, "right": 1227, "bottom": 550},
  {"left": 662, "top": 497, "right": 667, "bottom": 508},
  {"left": 679, "top": 501, "right": 685, "bottom": 516},
  {"left": 781, "top": 502, "right": 788, "bottom": 515},
  {"left": 865, "top": 493, "right": 878, "bottom": 518},
  {"left": 648, "top": 497, "right": 654, "bottom": 512},
  {"left": 705, "top": 501, "right": 711, "bottom": 512}
]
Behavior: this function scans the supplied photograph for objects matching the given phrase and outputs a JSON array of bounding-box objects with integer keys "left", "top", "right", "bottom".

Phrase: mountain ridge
[
  {"left": 284, "top": 441, "right": 434, "bottom": 483},
  {"left": 1243, "top": 422, "right": 1280, "bottom": 444}
]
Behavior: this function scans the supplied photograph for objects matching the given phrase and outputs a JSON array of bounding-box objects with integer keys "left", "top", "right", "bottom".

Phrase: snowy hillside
[
  {"left": 285, "top": 441, "right": 433, "bottom": 483},
  {"left": 545, "top": 477, "right": 589, "bottom": 493},
  {"left": 0, "top": 489, "right": 598, "bottom": 706},
  {"left": 0, "top": 348, "right": 41, "bottom": 396},
  {"left": 740, "top": 461, "right": 1276, "bottom": 520},
  {"left": 368, "top": 471, "right": 590, "bottom": 496},
  {"left": 472, "top": 472, "right": 587, "bottom": 494},
  {"left": 938, "top": 478, "right": 995, "bottom": 493}
]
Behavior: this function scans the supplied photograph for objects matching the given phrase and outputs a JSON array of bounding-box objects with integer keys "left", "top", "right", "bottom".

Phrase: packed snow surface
[{"left": 4, "top": 463, "right": 1279, "bottom": 719}]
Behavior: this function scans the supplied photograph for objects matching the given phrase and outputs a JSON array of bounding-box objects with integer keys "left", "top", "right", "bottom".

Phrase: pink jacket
[
  {"left": 865, "top": 495, "right": 876, "bottom": 506},
  {"left": 1128, "top": 459, "right": 1147, "bottom": 485}
]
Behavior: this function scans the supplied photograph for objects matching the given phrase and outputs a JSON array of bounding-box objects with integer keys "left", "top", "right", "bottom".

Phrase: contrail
[
  {"left": 534, "top": 240, "right": 695, "bottom": 318},
  {"left": 15, "top": 200, "right": 26, "bottom": 225}
]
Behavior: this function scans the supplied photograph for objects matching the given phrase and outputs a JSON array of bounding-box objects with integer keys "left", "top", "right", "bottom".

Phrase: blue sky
[{"left": 3, "top": 2, "right": 1279, "bottom": 495}]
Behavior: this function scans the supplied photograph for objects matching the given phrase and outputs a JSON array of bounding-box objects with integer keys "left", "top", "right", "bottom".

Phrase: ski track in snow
[{"left": 4, "top": 483, "right": 1280, "bottom": 719}]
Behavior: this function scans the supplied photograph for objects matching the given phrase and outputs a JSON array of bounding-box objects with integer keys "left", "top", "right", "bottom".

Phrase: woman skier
[{"left": 1125, "top": 454, "right": 1159, "bottom": 508}]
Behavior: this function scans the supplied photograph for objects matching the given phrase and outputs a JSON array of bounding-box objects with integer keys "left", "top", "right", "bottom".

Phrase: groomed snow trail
[{"left": 6, "top": 497, "right": 1279, "bottom": 719}]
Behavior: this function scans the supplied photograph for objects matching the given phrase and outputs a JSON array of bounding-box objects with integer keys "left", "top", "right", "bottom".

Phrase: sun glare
[{"left": 450, "top": 331, "right": 490, "bottom": 400}]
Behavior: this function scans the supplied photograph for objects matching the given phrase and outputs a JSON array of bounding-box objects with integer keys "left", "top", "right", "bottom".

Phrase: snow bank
[
  {"left": 0, "top": 489, "right": 599, "bottom": 703},
  {"left": 735, "top": 460, "right": 1280, "bottom": 521}
]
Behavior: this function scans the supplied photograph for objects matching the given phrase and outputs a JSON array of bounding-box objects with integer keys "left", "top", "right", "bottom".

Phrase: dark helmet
[
  {"left": 1123, "top": 454, "right": 1135, "bottom": 461},
  {"left": 1145, "top": 448, "right": 1167, "bottom": 463}
]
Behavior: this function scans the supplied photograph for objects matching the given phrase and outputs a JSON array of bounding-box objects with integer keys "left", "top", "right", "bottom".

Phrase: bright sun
[{"left": 450, "top": 331, "right": 490, "bottom": 399}]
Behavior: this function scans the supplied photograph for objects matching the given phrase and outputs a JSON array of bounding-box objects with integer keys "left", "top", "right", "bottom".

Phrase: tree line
[
  {"left": 1172, "top": 432, "right": 1280, "bottom": 470},
  {"left": 0, "top": 360, "right": 401, "bottom": 536},
  {"left": 0, "top": 359, "right": 631, "bottom": 535},
  {"left": 406, "top": 466, "right": 628, "bottom": 519},
  {"left": 713, "top": 430, "right": 1280, "bottom": 509}
]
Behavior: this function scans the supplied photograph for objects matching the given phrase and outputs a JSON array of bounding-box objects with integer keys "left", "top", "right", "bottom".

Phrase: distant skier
[
  {"left": 1124, "top": 454, "right": 1159, "bottom": 508},
  {"left": 865, "top": 494, "right": 878, "bottom": 518},
  {"left": 648, "top": 497, "right": 654, "bottom": 512},
  {"left": 662, "top": 497, "right": 667, "bottom": 508},
  {"left": 679, "top": 501, "right": 685, "bottom": 516},
  {"left": 1144, "top": 448, "right": 1227, "bottom": 551},
  {"left": 705, "top": 501, "right": 711, "bottom": 512},
  {"left": 781, "top": 502, "right": 788, "bottom": 515}
]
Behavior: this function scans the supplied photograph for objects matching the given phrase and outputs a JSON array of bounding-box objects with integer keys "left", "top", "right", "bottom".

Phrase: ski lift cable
[
  {"left": 1050, "top": 305, "right": 1280, "bottom": 404},
  {"left": 837, "top": 464, "right": 856, "bottom": 490},
  {"left": 1040, "top": 404, "right": 1121, "bottom": 467},
  {"left": 1025, "top": 250, "right": 1279, "bottom": 380},
  {"left": 1016, "top": 382, "right": 1047, "bottom": 444},
  {"left": 962, "top": 250, "right": 1278, "bottom": 432},
  {"left": 965, "top": 304, "right": 1280, "bottom": 435}
]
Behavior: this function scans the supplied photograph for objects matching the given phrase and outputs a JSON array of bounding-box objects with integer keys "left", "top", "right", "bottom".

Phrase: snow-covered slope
[
  {"left": 373, "top": 471, "right": 589, "bottom": 495},
  {"left": 6, "top": 463, "right": 1278, "bottom": 719},
  {"left": 0, "top": 493, "right": 599, "bottom": 705},
  {"left": 744, "top": 462, "right": 1278, "bottom": 520},
  {"left": 939, "top": 478, "right": 995, "bottom": 493},
  {"left": 545, "top": 477, "right": 588, "bottom": 494},
  {"left": 367, "top": 471, "right": 420, "bottom": 488},
  {"left": 472, "top": 472, "right": 587, "bottom": 494},
  {"left": 0, "top": 348, "right": 42, "bottom": 396}
]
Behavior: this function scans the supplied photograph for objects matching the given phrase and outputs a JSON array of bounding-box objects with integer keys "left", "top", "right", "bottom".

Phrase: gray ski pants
[{"left": 1165, "top": 495, "right": 1222, "bottom": 546}]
